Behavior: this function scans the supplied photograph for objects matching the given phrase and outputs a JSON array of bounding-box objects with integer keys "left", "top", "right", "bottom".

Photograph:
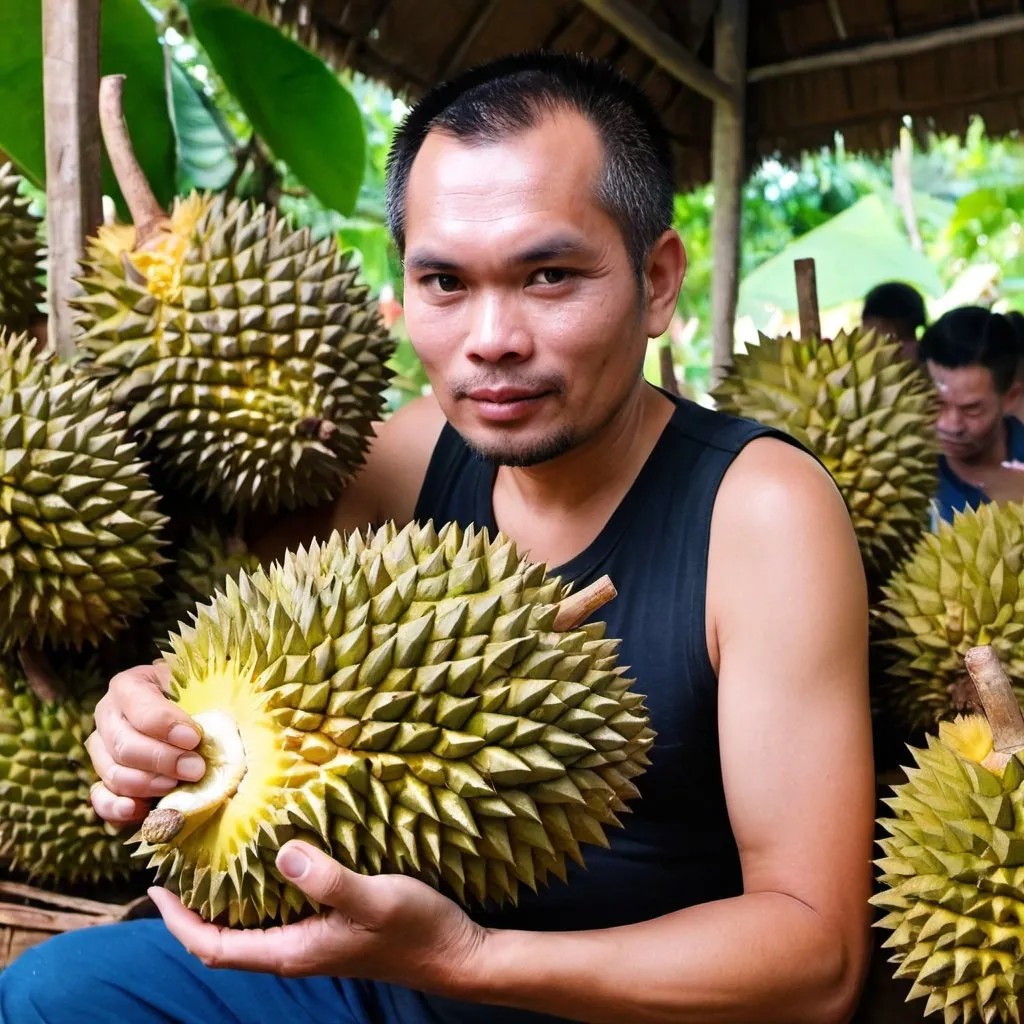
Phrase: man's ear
[{"left": 644, "top": 229, "right": 686, "bottom": 338}]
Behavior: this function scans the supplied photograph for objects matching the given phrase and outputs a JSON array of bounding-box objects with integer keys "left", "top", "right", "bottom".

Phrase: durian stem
[
  {"left": 553, "top": 575, "right": 617, "bottom": 631},
  {"left": 17, "top": 647, "right": 67, "bottom": 703},
  {"left": 964, "top": 646, "right": 1024, "bottom": 762},
  {"left": 98, "top": 75, "right": 167, "bottom": 247}
]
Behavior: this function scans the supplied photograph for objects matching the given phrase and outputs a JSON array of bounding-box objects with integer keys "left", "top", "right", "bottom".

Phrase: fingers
[
  {"left": 89, "top": 781, "right": 150, "bottom": 826},
  {"left": 85, "top": 731, "right": 179, "bottom": 798},
  {"left": 94, "top": 705, "right": 206, "bottom": 779},
  {"left": 276, "top": 841, "right": 380, "bottom": 922},
  {"left": 110, "top": 665, "right": 199, "bottom": 747},
  {"left": 149, "top": 888, "right": 320, "bottom": 975}
]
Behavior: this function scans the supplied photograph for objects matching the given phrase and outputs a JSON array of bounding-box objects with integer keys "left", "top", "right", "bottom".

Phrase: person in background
[
  {"left": 920, "top": 306, "right": 1024, "bottom": 522},
  {"left": 1007, "top": 311, "right": 1024, "bottom": 423},
  {"left": 861, "top": 281, "right": 927, "bottom": 363}
]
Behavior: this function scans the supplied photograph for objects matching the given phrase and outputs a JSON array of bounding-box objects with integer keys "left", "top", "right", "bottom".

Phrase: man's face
[
  {"left": 926, "top": 361, "right": 1014, "bottom": 463},
  {"left": 400, "top": 108, "right": 674, "bottom": 466}
]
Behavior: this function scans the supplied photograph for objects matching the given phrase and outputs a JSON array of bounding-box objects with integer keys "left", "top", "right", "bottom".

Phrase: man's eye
[
  {"left": 423, "top": 274, "right": 462, "bottom": 293},
  {"left": 533, "top": 268, "right": 571, "bottom": 286}
]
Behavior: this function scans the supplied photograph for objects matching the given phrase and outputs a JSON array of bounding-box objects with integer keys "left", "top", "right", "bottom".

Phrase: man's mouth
[{"left": 464, "top": 386, "right": 553, "bottom": 422}]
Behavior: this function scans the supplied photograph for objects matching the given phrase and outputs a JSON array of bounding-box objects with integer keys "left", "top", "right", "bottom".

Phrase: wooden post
[
  {"left": 709, "top": 0, "right": 748, "bottom": 389},
  {"left": 42, "top": 0, "right": 103, "bottom": 361},
  {"left": 795, "top": 258, "right": 822, "bottom": 341}
]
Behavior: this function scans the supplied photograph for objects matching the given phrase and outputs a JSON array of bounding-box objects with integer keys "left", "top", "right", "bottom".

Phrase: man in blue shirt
[{"left": 920, "top": 306, "right": 1024, "bottom": 522}]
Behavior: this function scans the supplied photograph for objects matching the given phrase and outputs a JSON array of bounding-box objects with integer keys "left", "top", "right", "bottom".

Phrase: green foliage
[
  {"left": 0, "top": 0, "right": 177, "bottom": 212},
  {"left": 166, "top": 57, "right": 236, "bottom": 193},
  {"left": 181, "top": 0, "right": 365, "bottom": 215}
]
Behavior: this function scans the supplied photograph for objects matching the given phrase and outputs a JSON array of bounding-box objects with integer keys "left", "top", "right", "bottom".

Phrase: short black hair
[
  {"left": 919, "top": 306, "right": 1023, "bottom": 393},
  {"left": 862, "top": 282, "right": 927, "bottom": 335},
  {"left": 385, "top": 51, "right": 675, "bottom": 280}
]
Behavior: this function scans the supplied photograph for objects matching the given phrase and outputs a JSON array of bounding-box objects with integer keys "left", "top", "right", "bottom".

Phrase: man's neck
[{"left": 490, "top": 381, "right": 675, "bottom": 566}]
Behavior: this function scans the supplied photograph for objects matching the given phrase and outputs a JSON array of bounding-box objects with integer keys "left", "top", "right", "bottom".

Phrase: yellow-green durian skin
[
  {"left": 877, "top": 502, "right": 1024, "bottom": 730},
  {"left": 0, "top": 656, "right": 135, "bottom": 884},
  {"left": 71, "top": 193, "right": 396, "bottom": 516},
  {"left": 712, "top": 328, "right": 938, "bottom": 581},
  {"left": 872, "top": 724, "right": 1024, "bottom": 1024},
  {"left": 132, "top": 520, "right": 654, "bottom": 927},
  {"left": 0, "top": 329, "right": 168, "bottom": 651},
  {"left": 0, "top": 162, "right": 44, "bottom": 333}
]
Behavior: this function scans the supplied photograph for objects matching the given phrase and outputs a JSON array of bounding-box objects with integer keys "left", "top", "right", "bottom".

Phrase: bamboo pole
[
  {"left": 42, "top": 0, "right": 103, "bottom": 360},
  {"left": 795, "top": 259, "right": 822, "bottom": 341},
  {"left": 709, "top": 0, "right": 748, "bottom": 388}
]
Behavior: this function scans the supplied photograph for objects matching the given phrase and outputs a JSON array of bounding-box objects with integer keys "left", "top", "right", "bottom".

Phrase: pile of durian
[{"left": 0, "top": 75, "right": 655, "bottom": 925}]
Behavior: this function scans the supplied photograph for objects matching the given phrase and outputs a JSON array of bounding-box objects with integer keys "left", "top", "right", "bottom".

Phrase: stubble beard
[{"left": 463, "top": 425, "right": 580, "bottom": 468}]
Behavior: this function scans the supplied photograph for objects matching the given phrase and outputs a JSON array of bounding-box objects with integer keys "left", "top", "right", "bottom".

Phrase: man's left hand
[{"left": 148, "top": 840, "right": 489, "bottom": 995}]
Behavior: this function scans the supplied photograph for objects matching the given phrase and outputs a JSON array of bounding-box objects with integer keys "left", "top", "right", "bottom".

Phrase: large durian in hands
[
  {"left": 70, "top": 77, "right": 394, "bottom": 516},
  {"left": 711, "top": 329, "right": 938, "bottom": 581},
  {"left": 876, "top": 502, "right": 1024, "bottom": 730},
  {"left": 0, "top": 161, "right": 44, "bottom": 332},
  {"left": 0, "top": 329, "right": 168, "bottom": 651},
  {"left": 872, "top": 647, "right": 1024, "bottom": 1024},
  {"left": 131, "top": 521, "right": 653, "bottom": 927},
  {"left": 0, "top": 656, "right": 135, "bottom": 883}
]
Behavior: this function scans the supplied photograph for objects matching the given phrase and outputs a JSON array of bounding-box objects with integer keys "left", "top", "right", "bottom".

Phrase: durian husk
[
  {"left": 0, "top": 161, "right": 44, "bottom": 333},
  {"left": 872, "top": 714, "right": 1024, "bottom": 1024},
  {"left": 130, "top": 520, "right": 654, "bottom": 927},
  {"left": 153, "top": 523, "right": 262, "bottom": 648},
  {"left": 711, "top": 328, "right": 939, "bottom": 582},
  {"left": 0, "top": 655, "right": 136, "bottom": 885},
  {"left": 876, "top": 502, "right": 1024, "bottom": 730},
  {"left": 0, "top": 329, "right": 169, "bottom": 651},
  {"left": 70, "top": 192, "right": 396, "bottom": 516}
]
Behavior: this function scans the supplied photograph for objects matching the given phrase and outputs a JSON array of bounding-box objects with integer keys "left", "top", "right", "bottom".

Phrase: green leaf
[
  {"left": 0, "top": 0, "right": 176, "bottom": 211},
  {"left": 337, "top": 220, "right": 393, "bottom": 293},
  {"left": 166, "top": 54, "right": 237, "bottom": 193},
  {"left": 182, "top": 0, "right": 365, "bottom": 214}
]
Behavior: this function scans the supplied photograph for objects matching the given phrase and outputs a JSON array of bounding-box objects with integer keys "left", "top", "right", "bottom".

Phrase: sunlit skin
[
  {"left": 83, "top": 104, "right": 874, "bottom": 1023},
  {"left": 928, "top": 360, "right": 1024, "bottom": 503}
]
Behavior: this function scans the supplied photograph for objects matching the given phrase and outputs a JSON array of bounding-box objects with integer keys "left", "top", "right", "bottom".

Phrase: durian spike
[
  {"left": 16, "top": 646, "right": 67, "bottom": 703},
  {"left": 97, "top": 74, "right": 169, "bottom": 248},
  {"left": 964, "top": 645, "right": 1024, "bottom": 772},
  {"left": 552, "top": 576, "right": 617, "bottom": 631}
]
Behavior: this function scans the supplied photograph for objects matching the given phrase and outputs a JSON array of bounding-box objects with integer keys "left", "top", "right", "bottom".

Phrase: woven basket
[{"left": 0, "top": 881, "right": 151, "bottom": 969}]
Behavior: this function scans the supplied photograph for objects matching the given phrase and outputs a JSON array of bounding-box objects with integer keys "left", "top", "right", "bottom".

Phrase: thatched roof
[{"left": 239, "top": 0, "right": 1024, "bottom": 188}]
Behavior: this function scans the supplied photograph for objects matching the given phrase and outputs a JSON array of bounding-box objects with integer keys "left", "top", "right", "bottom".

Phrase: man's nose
[{"left": 463, "top": 293, "right": 533, "bottom": 364}]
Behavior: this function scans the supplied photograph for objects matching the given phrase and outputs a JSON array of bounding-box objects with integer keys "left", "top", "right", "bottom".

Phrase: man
[
  {"left": 920, "top": 306, "right": 1024, "bottom": 522},
  {"left": 0, "top": 53, "right": 874, "bottom": 1024},
  {"left": 861, "top": 280, "right": 927, "bottom": 363}
]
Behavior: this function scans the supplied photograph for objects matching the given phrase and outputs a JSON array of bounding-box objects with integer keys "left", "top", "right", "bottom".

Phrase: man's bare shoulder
[{"left": 343, "top": 392, "right": 448, "bottom": 528}]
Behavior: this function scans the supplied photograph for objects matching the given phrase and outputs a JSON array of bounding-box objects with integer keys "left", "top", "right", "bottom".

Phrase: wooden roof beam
[
  {"left": 826, "top": 0, "right": 848, "bottom": 40},
  {"left": 748, "top": 12, "right": 1024, "bottom": 82},
  {"left": 577, "top": 0, "right": 739, "bottom": 106}
]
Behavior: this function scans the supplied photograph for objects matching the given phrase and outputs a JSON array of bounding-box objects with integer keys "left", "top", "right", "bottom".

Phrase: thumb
[{"left": 276, "top": 840, "right": 378, "bottom": 920}]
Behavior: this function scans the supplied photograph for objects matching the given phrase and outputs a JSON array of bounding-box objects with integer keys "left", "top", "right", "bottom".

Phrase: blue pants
[
  {"left": 0, "top": 918, "right": 571, "bottom": 1024},
  {"left": 0, "top": 918, "right": 444, "bottom": 1024}
]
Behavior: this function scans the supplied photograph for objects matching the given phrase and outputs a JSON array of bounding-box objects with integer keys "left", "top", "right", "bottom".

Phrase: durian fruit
[
  {"left": 131, "top": 520, "right": 653, "bottom": 927},
  {"left": 153, "top": 524, "right": 262, "bottom": 647},
  {"left": 0, "top": 328, "right": 169, "bottom": 651},
  {"left": 871, "top": 645, "right": 1024, "bottom": 1023},
  {"left": 71, "top": 188, "right": 395, "bottom": 516},
  {"left": 0, "top": 655, "right": 136, "bottom": 884},
  {"left": 0, "top": 161, "right": 44, "bottom": 333},
  {"left": 711, "top": 329, "right": 938, "bottom": 581},
  {"left": 876, "top": 502, "right": 1024, "bottom": 730}
]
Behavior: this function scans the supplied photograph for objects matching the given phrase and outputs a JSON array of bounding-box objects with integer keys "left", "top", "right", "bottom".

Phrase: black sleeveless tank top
[{"left": 405, "top": 392, "right": 802, "bottom": 1024}]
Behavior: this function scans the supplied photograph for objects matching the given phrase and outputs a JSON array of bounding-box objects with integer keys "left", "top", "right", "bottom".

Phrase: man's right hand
[{"left": 86, "top": 662, "right": 206, "bottom": 826}]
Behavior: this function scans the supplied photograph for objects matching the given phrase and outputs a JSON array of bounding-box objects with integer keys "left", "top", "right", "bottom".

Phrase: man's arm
[
  {"left": 250, "top": 393, "right": 447, "bottom": 563},
  {"left": 453, "top": 438, "right": 875, "bottom": 1023}
]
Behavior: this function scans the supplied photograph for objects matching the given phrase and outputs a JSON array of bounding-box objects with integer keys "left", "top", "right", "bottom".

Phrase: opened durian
[
  {"left": 711, "top": 328, "right": 938, "bottom": 581},
  {"left": 0, "top": 655, "right": 135, "bottom": 884},
  {"left": 876, "top": 501, "right": 1024, "bottom": 730},
  {"left": 71, "top": 77, "right": 394, "bottom": 517},
  {"left": 154, "top": 524, "right": 262, "bottom": 646},
  {"left": 872, "top": 646, "right": 1024, "bottom": 1023},
  {"left": 131, "top": 520, "right": 653, "bottom": 926},
  {"left": 0, "top": 161, "right": 44, "bottom": 333},
  {"left": 0, "top": 328, "right": 168, "bottom": 651}
]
